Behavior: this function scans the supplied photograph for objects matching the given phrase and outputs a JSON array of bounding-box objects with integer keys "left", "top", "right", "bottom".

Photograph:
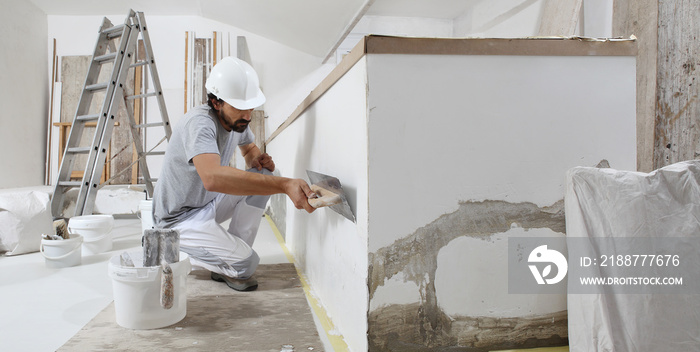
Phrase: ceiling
[{"left": 28, "top": 0, "right": 477, "bottom": 59}]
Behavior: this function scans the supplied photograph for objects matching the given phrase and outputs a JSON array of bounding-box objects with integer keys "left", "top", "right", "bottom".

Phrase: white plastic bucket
[
  {"left": 40, "top": 234, "right": 83, "bottom": 268},
  {"left": 139, "top": 200, "right": 154, "bottom": 235},
  {"left": 68, "top": 215, "right": 114, "bottom": 255},
  {"left": 108, "top": 250, "right": 191, "bottom": 329}
]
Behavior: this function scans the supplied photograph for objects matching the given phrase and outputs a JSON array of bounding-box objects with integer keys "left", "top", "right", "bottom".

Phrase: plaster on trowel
[{"left": 307, "top": 170, "right": 356, "bottom": 223}]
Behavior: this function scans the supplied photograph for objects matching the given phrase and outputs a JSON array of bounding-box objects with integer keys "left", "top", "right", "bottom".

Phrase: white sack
[
  {"left": 565, "top": 161, "right": 700, "bottom": 352},
  {"left": 0, "top": 190, "right": 53, "bottom": 256}
]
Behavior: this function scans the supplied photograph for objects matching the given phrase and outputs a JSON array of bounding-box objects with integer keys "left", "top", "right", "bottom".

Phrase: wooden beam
[
  {"left": 213, "top": 31, "right": 218, "bottom": 66},
  {"left": 265, "top": 36, "right": 367, "bottom": 145},
  {"left": 613, "top": 0, "right": 658, "bottom": 172},
  {"left": 132, "top": 40, "right": 145, "bottom": 184},
  {"left": 365, "top": 35, "right": 636, "bottom": 57},
  {"left": 653, "top": 0, "right": 700, "bottom": 168},
  {"left": 538, "top": 0, "right": 583, "bottom": 36}
]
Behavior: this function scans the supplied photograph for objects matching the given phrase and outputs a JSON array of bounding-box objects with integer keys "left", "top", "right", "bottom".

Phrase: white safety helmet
[{"left": 205, "top": 57, "right": 266, "bottom": 110}]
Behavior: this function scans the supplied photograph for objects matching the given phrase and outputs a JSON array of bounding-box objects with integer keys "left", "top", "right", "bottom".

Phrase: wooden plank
[
  {"left": 54, "top": 122, "right": 118, "bottom": 182},
  {"left": 131, "top": 40, "right": 145, "bottom": 184},
  {"left": 265, "top": 36, "right": 367, "bottom": 145},
  {"left": 538, "top": 0, "right": 583, "bottom": 36},
  {"left": 46, "top": 38, "right": 57, "bottom": 185},
  {"left": 110, "top": 52, "right": 136, "bottom": 185},
  {"left": 237, "top": 36, "right": 250, "bottom": 63},
  {"left": 365, "top": 35, "right": 637, "bottom": 57},
  {"left": 613, "top": 0, "right": 658, "bottom": 172},
  {"left": 192, "top": 38, "right": 208, "bottom": 107},
  {"left": 250, "top": 110, "right": 266, "bottom": 153},
  {"left": 213, "top": 31, "right": 218, "bottom": 67},
  {"left": 653, "top": 0, "right": 700, "bottom": 168},
  {"left": 60, "top": 56, "right": 100, "bottom": 180},
  {"left": 184, "top": 31, "right": 189, "bottom": 114}
]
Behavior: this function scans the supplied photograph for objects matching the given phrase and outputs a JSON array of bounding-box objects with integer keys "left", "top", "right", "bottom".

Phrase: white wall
[
  {"left": 46, "top": 14, "right": 331, "bottom": 178},
  {"left": 365, "top": 50, "right": 636, "bottom": 347},
  {"left": 265, "top": 59, "right": 370, "bottom": 352},
  {"left": 454, "top": 0, "right": 545, "bottom": 37},
  {"left": 343, "top": 0, "right": 614, "bottom": 53},
  {"left": 582, "top": 0, "right": 613, "bottom": 37},
  {"left": 0, "top": 0, "right": 48, "bottom": 188},
  {"left": 367, "top": 53, "right": 636, "bottom": 251}
]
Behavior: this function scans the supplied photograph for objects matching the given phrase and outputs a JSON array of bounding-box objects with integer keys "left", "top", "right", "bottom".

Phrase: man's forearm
[
  {"left": 205, "top": 164, "right": 288, "bottom": 196},
  {"left": 241, "top": 144, "right": 261, "bottom": 169}
]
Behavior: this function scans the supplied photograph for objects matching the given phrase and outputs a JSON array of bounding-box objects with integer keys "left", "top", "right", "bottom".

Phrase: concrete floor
[{"left": 0, "top": 216, "right": 335, "bottom": 352}]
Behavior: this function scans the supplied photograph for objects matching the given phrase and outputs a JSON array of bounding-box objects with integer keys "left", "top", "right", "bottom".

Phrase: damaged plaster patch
[
  {"left": 368, "top": 199, "right": 566, "bottom": 351},
  {"left": 369, "top": 303, "right": 567, "bottom": 352},
  {"left": 435, "top": 228, "right": 566, "bottom": 317},
  {"left": 370, "top": 271, "right": 422, "bottom": 312}
]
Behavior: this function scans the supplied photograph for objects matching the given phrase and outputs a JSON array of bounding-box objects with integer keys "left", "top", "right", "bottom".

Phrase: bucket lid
[{"left": 69, "top": 215, "right": 114, "bottom": 229}]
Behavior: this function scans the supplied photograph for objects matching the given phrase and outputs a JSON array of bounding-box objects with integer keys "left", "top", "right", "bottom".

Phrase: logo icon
[{"left": 528, "top": 245, "right": 568, "bottom": 285}]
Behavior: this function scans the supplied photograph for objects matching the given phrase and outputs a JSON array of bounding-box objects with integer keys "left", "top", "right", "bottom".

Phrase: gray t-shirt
[{"left": 153, "top": 104, "right": 254, "bottom": 227}]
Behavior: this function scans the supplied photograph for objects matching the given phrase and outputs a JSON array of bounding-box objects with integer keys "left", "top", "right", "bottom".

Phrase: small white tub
[
  {"left": 68, "top": 215, "right": 114, "bottom": 255},
  {"left": 108, "top": 250, "right": 191, "bottom": 329},
  {"left": 40, "top": 234, "right": 83, "bottom": 268}
]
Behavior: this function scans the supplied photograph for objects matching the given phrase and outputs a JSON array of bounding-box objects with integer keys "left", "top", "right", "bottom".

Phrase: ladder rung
[
  {"left": 66, "top": 147, "right": 91, "bottom": 154},
  {"left": 58, "top": 181, "right": 82, "bottom": 187},
  {"left": 134, "top": 122, "right": 165, "bottom": 129},
  {"left": 94, "top": 52, "right": 118, "bottom": 63},
  {"left": 126, "top": 92, "right": 157, "bottom": 100},
  {"left": 103, "top": 24, "right": 126, "bottom": 39},
  {"left": 130, "top": 61, "right": 148, "bottom": 68},
  {"left": 86, "top": 82, "right": 109, "bottom": 92},
  {"left": 77, "top": 114, "right": 100, "bottom": 122},
  {"left": 144, "top": 151, "right": 165, "bottom": 156}
]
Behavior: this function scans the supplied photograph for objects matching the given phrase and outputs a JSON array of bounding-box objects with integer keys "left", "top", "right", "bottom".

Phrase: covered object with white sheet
[{"left": 565, "top": 161, "right": 700, "bottom": 351}]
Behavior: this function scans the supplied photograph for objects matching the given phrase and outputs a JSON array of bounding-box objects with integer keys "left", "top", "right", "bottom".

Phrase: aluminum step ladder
[{"left": 52, "top": 10, "right": 172, "bottom": 218}]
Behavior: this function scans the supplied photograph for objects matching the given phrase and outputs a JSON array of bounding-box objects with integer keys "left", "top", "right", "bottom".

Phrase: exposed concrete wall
[
  {"left": 265, "top": 58, "right": 370, "bottom": 352},
  {"left": 653, "top": 0, "right": 700, "bottom": 168},
  {"left": 0, "top": 0, "right": 48, "bottom": 188},
  {"left": 365, "top": 52, "right": 636, "bottom": 350}
]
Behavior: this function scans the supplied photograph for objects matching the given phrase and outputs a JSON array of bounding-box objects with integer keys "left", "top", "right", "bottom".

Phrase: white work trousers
[{"left": 173, "top": 168, "right": 272, "bottom": 279}]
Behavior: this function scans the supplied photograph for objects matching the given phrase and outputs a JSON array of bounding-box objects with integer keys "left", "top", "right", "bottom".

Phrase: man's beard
[
  {"left": 231, "top": 119, "right": 249, "bottom": 133},
  {"left": 219, "top": 110, "right": 249, "bottom": 132}
]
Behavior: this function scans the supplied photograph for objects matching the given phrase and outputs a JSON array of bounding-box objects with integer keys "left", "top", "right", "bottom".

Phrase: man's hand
[
  {"left": 250, "top": 152, "right": 275, "bottom": 172},
  {"left": 284, "top": 179, "right": 316, "bottom": 213}
]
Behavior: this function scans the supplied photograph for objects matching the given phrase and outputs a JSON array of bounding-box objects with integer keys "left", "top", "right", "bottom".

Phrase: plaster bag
[{"left": 0, "top": 190, "right": 53, "bottom": 256}]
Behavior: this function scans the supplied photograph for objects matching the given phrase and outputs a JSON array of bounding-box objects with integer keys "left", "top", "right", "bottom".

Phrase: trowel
[{"left": 306, "top": 170, "right": 356, "bottom": 223}]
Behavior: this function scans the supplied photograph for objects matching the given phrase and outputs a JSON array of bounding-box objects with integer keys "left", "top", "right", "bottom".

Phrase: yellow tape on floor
[
  {"left": 492, "top": 347, "right": 569, "bottom": 352},
  {"left": 265, "top": 215, "right": 350, "bottom": 352}
]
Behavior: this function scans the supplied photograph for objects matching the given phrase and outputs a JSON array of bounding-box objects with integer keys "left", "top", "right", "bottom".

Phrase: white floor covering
[{"left": 0, "top": 216, "right": 333, "bottom": 352}]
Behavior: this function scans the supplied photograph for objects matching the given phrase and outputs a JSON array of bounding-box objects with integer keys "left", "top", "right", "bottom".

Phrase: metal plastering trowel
[{"left": 306, "top": 170, "right": 356, "bottom": 223}]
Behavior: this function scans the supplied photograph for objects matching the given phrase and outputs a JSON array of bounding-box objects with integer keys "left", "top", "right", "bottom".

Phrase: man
[{"left": 152, "top": 57, "right": 315, "bottom": 291}]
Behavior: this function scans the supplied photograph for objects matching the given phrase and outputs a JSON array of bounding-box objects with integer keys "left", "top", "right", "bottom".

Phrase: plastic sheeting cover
[
  {"left": 0, "top": 190, "right": 53, "bottom": 256},
  {"left": 565, "top": 161, "right": 700, "bottom": 352}
]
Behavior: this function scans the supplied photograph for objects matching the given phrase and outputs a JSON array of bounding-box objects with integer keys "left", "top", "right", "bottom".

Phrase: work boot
[{"left": 211, "top": 272, "right": 258, "bottom": 291}]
